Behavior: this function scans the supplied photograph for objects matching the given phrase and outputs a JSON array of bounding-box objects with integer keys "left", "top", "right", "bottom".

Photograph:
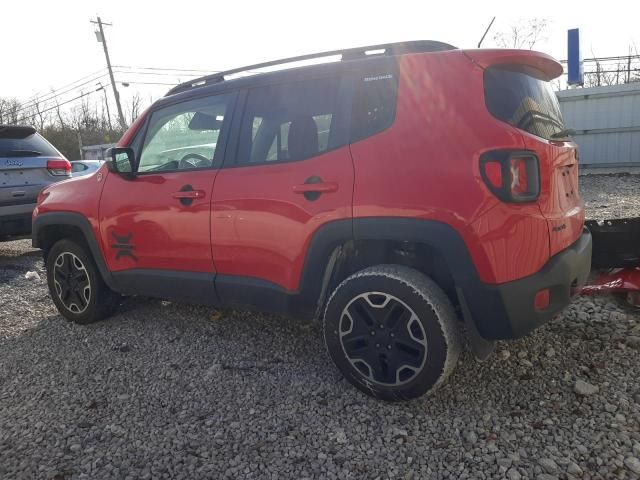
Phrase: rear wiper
[
  {"left": 1, "top": 149, "right": 43, "bottom": 157},
  {"left": 550, "top": 129, "right": 576, "bottom": 140}
]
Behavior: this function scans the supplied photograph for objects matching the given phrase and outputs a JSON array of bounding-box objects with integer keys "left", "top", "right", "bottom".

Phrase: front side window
[
  {"left": 484, "top": 65, "right": 565, "bottom": 140},
  {"left": 238, "top": 77, "right": 344, "bottom": 165},
  {"left": 138, "top": 94, "right": 231, "bottom": 173}
]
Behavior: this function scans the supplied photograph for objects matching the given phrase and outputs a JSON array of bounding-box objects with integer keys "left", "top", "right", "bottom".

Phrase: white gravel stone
[
  {"left": 538, "top": 458, "right": 559, "bottom": 474},
  {"left": 566, "top": 462, "right": 583, "bottom": 477},
  {"left": 24, "top": 271, "right": 41, "bottom": 281},
  {"left": 537, "top": 475, "right": 559, "bottom": 480},
  {"left": 574, "top": 379, "right": 599, "bottom": 396},
  {"left": 334, "top": 429, "right": 347, "bottom": 444},
  {"left": 506, "top": 468, "right": 522, "bottom": 480},
  {"left": 625, "top": 457, "right": 640, "bottom": 475}
]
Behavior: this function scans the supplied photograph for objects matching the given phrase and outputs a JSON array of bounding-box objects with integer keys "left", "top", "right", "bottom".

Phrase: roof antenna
[{"left": 477, "top": 16, "right": 496, "bottom": 48}]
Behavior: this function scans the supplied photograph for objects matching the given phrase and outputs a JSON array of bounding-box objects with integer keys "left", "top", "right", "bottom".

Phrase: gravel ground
[
  {"left": 1, "top": 176, "right": 639, "bottom": 480},
  {"left": 580, "top": 173, "right": 640, "bottom": 221}
]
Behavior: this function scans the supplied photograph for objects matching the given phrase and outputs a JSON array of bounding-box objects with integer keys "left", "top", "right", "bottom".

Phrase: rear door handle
[
  {"left": 292, "top": 182, "right": 338, "bottom": 194},
  {"left": 293, "top": 177, "right": 338, "bottom": 201}
]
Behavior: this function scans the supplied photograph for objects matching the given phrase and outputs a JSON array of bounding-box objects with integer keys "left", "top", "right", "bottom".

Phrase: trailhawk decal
[{"left": 110, "top": 231, "right": 137, "bottom": 261}]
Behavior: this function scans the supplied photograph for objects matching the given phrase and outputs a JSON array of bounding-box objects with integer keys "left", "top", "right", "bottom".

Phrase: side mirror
[{"left": 108, "top": 147, "right": 136, "bottom": 179}]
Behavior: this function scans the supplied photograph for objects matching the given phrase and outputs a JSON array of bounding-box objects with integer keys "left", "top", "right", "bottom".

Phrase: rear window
[
  {"left": 484, "top": 66, "right": 565, "bottom": 140},
  {"left": 0, "top": 132, "right": 62, "bottom": 158},
  {"left": 350, "top": 72, "right": 398, "bottom": 143}
]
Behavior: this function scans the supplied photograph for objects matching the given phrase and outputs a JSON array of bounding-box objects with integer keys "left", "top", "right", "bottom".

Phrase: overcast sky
[{"left": 3, "top": 1, "right": 640, "bottom": 111}]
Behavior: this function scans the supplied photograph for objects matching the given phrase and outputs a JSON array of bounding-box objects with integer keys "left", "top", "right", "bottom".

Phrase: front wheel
[
  {"left": 46, "top": 239, "right": 119, "bottom": 324},
  {"left": 323, "top": 265, "right": 461, "bottom": 401}
]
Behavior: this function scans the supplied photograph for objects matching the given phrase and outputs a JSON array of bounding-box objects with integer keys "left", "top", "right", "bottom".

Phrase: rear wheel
[
  {"left": 46, "top": 239, "right": 119, "bottom": 324},
  {"left": 323, "top": 265, "right": 461, "bottom": 401}
]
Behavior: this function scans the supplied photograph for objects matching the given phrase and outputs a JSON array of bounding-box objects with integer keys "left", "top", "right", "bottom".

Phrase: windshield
[
  {"left": 0, "top": 132, "right": 62, "bottom": 157},
  {"left": 484, "top": 65, "right": 565, "bottom": 140}
]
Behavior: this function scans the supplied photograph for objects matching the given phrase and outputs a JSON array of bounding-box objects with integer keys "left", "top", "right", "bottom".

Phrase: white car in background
[{"left": 70, "top": 160, "right": 103, "bottom": 177}]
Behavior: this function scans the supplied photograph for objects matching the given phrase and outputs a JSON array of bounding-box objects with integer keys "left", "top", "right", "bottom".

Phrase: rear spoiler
[
  {"left": 0, "top": 125, "right": 37, "bottom": 139},
  {"left": 462, "top": 49, "right": 564, "bottom": 81}
]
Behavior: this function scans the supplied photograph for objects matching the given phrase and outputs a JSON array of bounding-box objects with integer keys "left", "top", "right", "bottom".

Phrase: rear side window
[
  {"left": 484, "top": 66, "right": 565, "bottom": 140},
  {"left": 0, "top": 131, "right": 62, "bottom": 158},
  {"left": 238, "top": 77, "right": 345, "bottom": 165},
  {"left": 350, "top": 73, "right": 399, "bottom": 143}
]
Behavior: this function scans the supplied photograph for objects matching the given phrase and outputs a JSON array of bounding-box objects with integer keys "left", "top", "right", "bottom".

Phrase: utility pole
[
  {"left": 96, "top": 83, "right": 112, "bottom": 131},
  {"left": 77, "top": 131, "right": 84, "bottom": 160},
  {"left": 91, "top": 16, "right": 127, "bottom": 130}
]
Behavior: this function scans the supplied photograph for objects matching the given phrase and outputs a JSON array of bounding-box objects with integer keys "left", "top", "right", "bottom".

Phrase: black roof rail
[{"left": 165, "top": 40, "right": 456, "bottom": 96}]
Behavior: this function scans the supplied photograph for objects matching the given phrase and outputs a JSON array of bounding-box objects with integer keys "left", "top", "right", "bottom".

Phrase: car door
[
  {"left": 99, "top": 92, "right": 235, "bottom": 299},
  {"left": 211, "top": 75, "right": 354, "bottom": 302}
]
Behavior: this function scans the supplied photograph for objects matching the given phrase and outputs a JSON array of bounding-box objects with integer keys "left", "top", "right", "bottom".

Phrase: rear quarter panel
[{"left": 350, "top": 51, "right": 550, "bottom": 284}]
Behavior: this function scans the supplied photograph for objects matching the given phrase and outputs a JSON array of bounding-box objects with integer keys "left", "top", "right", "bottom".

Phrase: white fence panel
[{"left": 557, "top": 83, "right": 640, "bottom": 167}]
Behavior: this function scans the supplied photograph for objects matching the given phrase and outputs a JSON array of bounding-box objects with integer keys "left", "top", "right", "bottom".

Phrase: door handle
[
  {"left": 292, "top": 182, "right": 339, "bottom": 194},
  {"left": 172, "top": 190, "right": 206, "bottom": 200},
  {"left": 172, "top": 185, "right": 205, "bottom": 206},
  {"left": 293, "top": 176, "right": 338, "bottom": 201}
]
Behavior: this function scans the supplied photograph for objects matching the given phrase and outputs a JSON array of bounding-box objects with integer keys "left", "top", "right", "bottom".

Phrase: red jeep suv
[{"left": 33, "top": 41, "right": 591, "bottom": 400}]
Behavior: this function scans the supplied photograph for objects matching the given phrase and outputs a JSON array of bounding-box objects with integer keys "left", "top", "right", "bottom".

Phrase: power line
[
  {"left": 14, "top": 73, "right": 113, "bottom": 116},
  {"left": 14, "top": 70, "right": 187, "bottom": 116},
  {"left": 16, "top": 89, "right": 100, "bottom": 124},
  {"left": 23, "top": 67, "right": 107, "bottom": 105},
  {"left": 18, "top": 71, "right": 110, "bottom": 112},
  {"left": 112, "top": 69, "right": 206, "bottom": 78},
  {"left": 119, "top": 80, "right": 180, "bottom": 86},
  {"left": 114, "top": 65, "right": 220, "bottom": 74}
]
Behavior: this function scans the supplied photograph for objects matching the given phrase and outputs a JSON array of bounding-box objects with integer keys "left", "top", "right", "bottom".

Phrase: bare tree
[
  {"left": 0, "top": 98, "right": 8, "bottom": 124},
  {"left": 493, "top": 18, "right": 550, "bottom": 50},
  {"left": 53, "top": 95, "right": 66, "bottom": 129},
  {"left": 126, "top": 93, "right": 142, "bottom": 126},
  {"left": 31, "top": 98, "right": 48, "bottom": 131},
  {"left": 0, "top": 98, "right": 23, "bottom": 124}
]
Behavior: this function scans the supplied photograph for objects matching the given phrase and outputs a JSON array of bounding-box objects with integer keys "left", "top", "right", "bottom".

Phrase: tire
[
  {"left": 323, "top": 265, "right": 461, "bottom": 401},
  {"left": 46, "top": 238, "right": 119, "bottom": 324}
]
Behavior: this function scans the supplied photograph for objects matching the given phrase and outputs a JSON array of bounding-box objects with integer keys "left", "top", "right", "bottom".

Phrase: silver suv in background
[{"left": 0, "top": 125, "right": 71, "bottom": 239}]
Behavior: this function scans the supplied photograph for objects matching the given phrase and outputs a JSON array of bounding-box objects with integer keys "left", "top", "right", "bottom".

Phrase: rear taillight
[
  {"left": 47, "top": 159, "right": 71, "bottom": 176},
  {"left": 480, "top": 150, "right": 540, "bottom": 203}
]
